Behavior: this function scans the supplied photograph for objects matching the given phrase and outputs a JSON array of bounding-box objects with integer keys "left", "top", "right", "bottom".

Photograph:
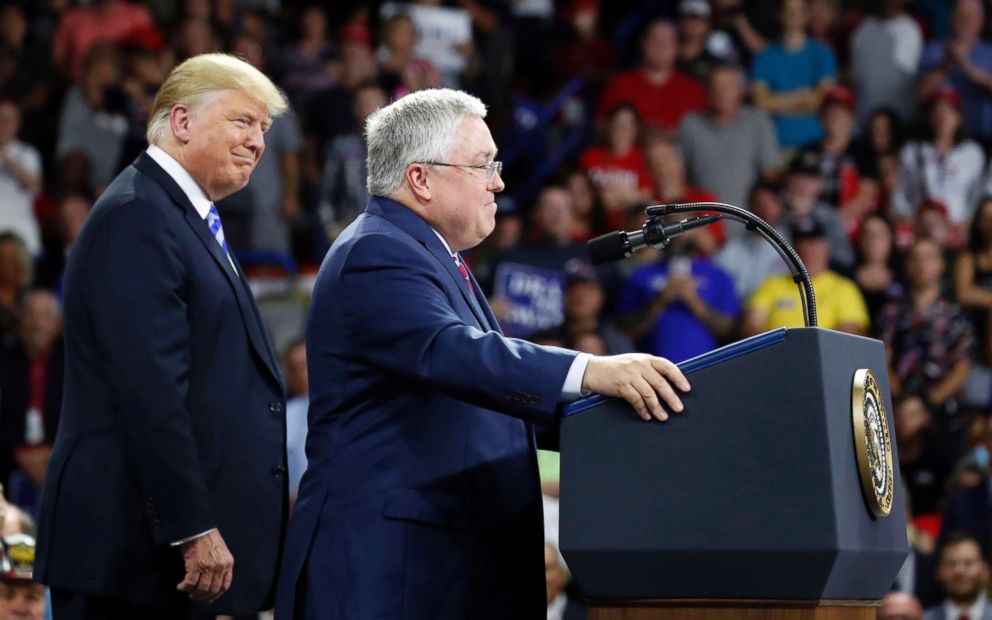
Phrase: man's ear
[
  {"left": 406, "top": 163, "right": 433, "bottom": 203},
  {"left": 170, "top": 104, "right": 193, "bottom": 145}
]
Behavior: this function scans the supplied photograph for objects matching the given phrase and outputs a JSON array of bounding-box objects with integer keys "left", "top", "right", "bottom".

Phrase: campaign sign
[
  {"left": 380, "top": 3, "right": 472, "bottom": 75},
  {"left": 493, "top": 262, "right": 565, "bottom": 338}
]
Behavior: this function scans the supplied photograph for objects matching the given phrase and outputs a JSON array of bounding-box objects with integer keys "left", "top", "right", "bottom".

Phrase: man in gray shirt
[
  {"left": 849, "top": 0, "right": 922, "bottom": 125},
  {"left": 715, "top": 179, "right": 789, "bottom": 302},
  {"left": 678, "top": 63, "right": 781, "bottom": 211}
]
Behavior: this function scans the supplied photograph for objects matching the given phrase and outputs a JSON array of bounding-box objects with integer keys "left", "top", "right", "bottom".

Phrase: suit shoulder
[
  {"left": 335, "top": 214, "right": 435, "bottom": 273},
  {"left": 71, "top": 170, "right": 185, "bottom": 275},
  {"left": 86, "top": 167, "right": 177, "bottom": 231}
]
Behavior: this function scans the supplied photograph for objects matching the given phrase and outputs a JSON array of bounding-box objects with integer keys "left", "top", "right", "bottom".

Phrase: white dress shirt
[
  {"left": 944, "top": 592, "right": 987, "bottom": 620},
  {"left": 145, "top": 145, "right": 238, "bottom": 272}
]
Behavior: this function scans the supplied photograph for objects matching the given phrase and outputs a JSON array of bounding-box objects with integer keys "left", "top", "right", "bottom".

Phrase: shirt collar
[
  {"left": 146, "top": 145, "right": 214, "bottom": 220},
  {"left": 946, "top": 592, "right": 987, "bottom": 619},
  {"left": 431, "top": 228, "right": 457, "bottom": 259}
]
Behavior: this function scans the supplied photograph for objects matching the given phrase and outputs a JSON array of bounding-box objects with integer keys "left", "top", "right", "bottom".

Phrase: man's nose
[
  {"left": 489, "top": 169, "right": 505, "bottom": 193},
  {"left": 245, "top": 124, "right": 265, "bottom": 153}
]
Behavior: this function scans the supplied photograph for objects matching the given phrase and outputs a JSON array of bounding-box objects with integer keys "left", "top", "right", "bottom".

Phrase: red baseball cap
[
  {"left": 820, "top": 85, "right": 855, "bottom": 113},
  {"left": 340, "top": 24, "right": 371, "bottom": 47},
  {"left": 925, "top": 86, "right": 962, "bottom": 110},
  {"left": 918, "top": 197, "right": 950, "bottom": 218},
  {"left": 121, "top": 24, "right": 165, "bottom": 52}
]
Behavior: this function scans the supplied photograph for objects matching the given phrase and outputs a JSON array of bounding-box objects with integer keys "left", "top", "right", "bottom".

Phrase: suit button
[
  {"left": 271, "top": 465, "right": 286, "bottom": 478},
  {"left": 269, "top": 402, "right": 283, "bottom": 414}
]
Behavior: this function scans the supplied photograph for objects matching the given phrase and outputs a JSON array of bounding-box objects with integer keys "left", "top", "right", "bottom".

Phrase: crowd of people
[{"left": 5, "top": 0, "right": 992, "bottom": 618}]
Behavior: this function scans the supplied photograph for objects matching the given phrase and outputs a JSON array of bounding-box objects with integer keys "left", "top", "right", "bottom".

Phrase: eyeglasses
[{"left": 419, "top": 161, "right": 503, "bottom": 182}]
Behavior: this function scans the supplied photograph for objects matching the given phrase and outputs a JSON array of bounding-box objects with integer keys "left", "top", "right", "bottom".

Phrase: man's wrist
[
  {"left": 171, "top": 528, "right": 214, "bottom": 547},
  {"left": 562, "top": 353, "right": 593, "bottom": 401}
]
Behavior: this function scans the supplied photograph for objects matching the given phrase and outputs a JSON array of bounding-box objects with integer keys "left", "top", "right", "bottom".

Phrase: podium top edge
[{"left": 562, "top": 328, "right": 788, "bottom": 418}]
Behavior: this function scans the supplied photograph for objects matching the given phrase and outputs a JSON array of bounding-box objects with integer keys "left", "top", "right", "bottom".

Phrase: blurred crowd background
[{"left": 7, "top": 0, "right": 992, "bottom": 618}]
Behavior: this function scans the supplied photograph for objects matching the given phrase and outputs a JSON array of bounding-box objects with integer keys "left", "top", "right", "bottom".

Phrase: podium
[{"left": 559, "top": 328, "right": 909, "bottom": 619}]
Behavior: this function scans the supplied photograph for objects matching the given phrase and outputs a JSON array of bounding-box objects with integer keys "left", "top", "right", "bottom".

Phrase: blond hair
[{"left": 146, "top": 53, "right": 288, "bottom": 145}]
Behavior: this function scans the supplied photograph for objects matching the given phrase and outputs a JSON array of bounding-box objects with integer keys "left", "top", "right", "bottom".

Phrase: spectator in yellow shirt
[{"left": 744, "top": 219, "right": 869, "bottom": 336}]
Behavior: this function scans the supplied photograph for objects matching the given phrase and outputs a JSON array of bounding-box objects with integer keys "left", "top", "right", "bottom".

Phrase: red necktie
[
  {"left": 455, "top": 258, "right": 474, "bottom": 292},
  {"left": 959, "top": 614, "right": 970, "bottom": 620}
]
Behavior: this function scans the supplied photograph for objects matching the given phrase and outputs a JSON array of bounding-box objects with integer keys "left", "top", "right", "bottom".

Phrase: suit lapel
[
  {"left": 233, "top": 259, "right": 286, "bottom": 389},
  {"left": 425, "top": 244, "right": 491, "bottom": 330},
  {"left": 467, "top": 264, "right": 501, "bottom": 335},
  {"left": 134, "top": 154, "right": 285, "bottom": 390},
  {"left": 368, "top": 197, "right": 493, "bottom": 331}
]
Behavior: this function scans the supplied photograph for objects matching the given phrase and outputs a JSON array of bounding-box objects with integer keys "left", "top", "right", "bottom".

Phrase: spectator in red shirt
[
  {"left": 645, "top": 136, "right": 716, "bottom": 205},
  {"left": 0, "top": 290, "right": 63, "bottom": 503},
  {"left": 52, "top": 0, "right": 156, "bottom": 83},
  {"left": 596, "top": 19, "right": 708, "bottom": 133},
  {"left": 580, "top": 102, "right": 654, "bottom": 226},
  {"left": 644, "top": 136, "right": 726, "bottom": 250}
]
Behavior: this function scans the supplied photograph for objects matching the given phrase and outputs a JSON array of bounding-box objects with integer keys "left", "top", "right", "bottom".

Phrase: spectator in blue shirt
[
  {"left": 918, "top": 0, "right": 992, "bottom": 145},
  {"left": 750, "top": 0, "right": 837, "bottom": 149},
  {"left": 283, "top": 340, "right": 309, "bottom": 505},
  {"left": 617, "top": 226, "right": 739, "bottom": 362}
]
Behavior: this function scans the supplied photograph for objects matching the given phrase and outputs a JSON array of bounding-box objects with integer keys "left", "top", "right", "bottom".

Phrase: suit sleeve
[
  {"left": 84, "top": 201, "right": 215, "bottom": 546},
  {"left": 340, "top": 236, "right": 577, "bottom": 425}
]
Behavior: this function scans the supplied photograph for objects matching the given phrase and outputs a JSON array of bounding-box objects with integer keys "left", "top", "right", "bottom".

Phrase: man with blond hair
[
  {"left": 34, "top": 53, "right": 289, "bottom": 619},
  {"left": 276, "top": 88, "right": 690, "bottom": 619}
]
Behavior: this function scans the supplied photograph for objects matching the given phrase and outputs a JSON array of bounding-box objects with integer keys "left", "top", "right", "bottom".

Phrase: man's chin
[{"left": 210, "top": 179, "right": 252, "bottom": 201}]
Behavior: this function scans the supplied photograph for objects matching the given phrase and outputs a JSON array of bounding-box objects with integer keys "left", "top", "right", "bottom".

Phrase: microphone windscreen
[{"left": 587, "top": 231, "right": 627, "bottom": 265}]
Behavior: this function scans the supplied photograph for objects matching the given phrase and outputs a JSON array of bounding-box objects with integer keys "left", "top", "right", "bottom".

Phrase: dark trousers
[{"left": 49, "top": 587, "right": 224, "bottom": 620}]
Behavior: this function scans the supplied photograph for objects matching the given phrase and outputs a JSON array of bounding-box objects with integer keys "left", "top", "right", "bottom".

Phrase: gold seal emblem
[{"left": 851, "top": 369, "right": 894, "bottom": 517}]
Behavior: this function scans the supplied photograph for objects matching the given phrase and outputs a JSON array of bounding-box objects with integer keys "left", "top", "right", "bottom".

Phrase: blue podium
[{"left": 559, "top": 328, "right": 909, "bottom": 620}]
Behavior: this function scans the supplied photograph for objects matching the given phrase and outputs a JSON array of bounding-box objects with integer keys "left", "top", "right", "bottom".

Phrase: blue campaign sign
[{"left": 493, "top": 262, "right": 565, "bottom": 337}]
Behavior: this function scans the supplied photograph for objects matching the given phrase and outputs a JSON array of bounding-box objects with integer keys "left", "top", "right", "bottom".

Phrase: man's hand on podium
[{"left": 581, "top": 354, "right": 690, "bottom": 421}]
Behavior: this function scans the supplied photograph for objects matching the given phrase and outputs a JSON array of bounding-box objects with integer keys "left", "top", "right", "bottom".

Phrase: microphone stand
[{"left": 645, "top": 202, "right": 818, "bottom": 329}]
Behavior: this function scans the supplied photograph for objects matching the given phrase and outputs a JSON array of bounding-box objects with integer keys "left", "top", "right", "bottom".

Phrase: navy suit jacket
[
  {"left": 275, "top": 197, "right": 577, "bottom": 620},
  {"left": 34, "top": 153, "right": 288, "bottom": 615}
]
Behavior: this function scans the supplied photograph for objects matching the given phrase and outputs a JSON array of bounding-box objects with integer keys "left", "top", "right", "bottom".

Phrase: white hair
[{"left": 365, "top": 88, "right": 487, "bottom": 197}]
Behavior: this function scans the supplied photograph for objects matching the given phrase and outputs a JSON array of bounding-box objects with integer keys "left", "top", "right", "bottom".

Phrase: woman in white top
[
  {"left": 0, "top": 100, "right": 41, "bottom": 255},
  {"left": 892, "top": 86, "right": 985, "bottom": 238}
]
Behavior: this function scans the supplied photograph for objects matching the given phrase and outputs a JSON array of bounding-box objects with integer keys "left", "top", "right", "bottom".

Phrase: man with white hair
[
  {"left": 35, "top": 53, "right": 289, "bottom": 619},
  {"left": 276, "top": 88, "right": 691, "bottom": 619}
]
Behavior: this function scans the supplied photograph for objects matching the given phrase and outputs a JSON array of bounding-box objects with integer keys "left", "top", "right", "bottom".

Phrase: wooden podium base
[{"left": 588, "top": 599, "right": 879, "bottom": 620}]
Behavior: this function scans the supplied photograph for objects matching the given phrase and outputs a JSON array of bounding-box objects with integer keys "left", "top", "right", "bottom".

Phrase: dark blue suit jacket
[
  {"left": 34, "top": 153, "right": 288, "bottom": 615},
  {"left": 275, "top": 197, "right": 577, "bottom": 620}
]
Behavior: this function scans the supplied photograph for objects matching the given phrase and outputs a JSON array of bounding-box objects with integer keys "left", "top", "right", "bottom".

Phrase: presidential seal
[{"left": 851, "top": 369, "right": 894, "bottom": 518}]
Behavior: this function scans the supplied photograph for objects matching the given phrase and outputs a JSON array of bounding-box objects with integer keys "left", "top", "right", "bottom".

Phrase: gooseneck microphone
[
  {"left": 587, "top": 215, "right": 722, "bottom": 266},
  {"left": 586, "top": 202, "right": 818, "bottom": 327}
]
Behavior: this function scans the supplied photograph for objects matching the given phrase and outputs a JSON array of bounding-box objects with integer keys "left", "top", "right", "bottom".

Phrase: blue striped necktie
[{"left": 206, "top": 203, "right": 230, "bottom": 257}]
